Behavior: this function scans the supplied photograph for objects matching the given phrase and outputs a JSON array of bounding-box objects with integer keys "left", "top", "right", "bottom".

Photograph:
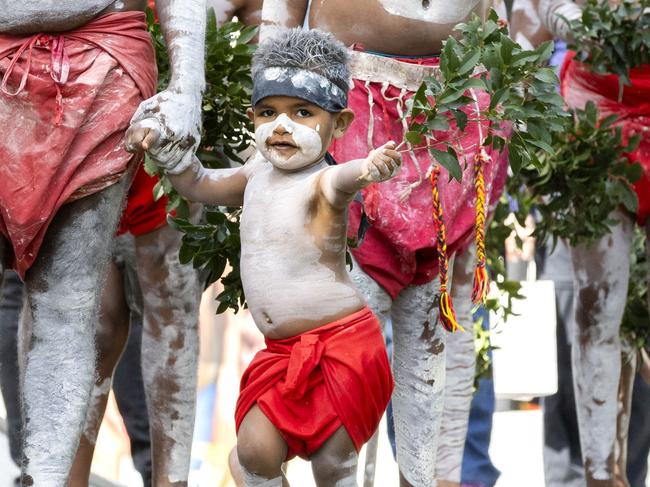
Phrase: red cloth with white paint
[
  {"left": 117, "top": 166, "right": 169, "bottom": 237},
  {"left": 330, "top": 53, "right": 508, "bottom": 299},
  {"left": 560, "top": 51, "right": 650, "bottom": 225},
  {"left": 235, "top": 307, "right": 393, "bottom": 460},
  {"left": 0, "top": 12, "right": 157, "bottom": 277}
]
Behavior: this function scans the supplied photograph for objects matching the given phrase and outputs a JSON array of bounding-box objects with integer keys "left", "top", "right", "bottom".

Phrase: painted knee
[
  {"left": 236, "top": 440, "right": 284, "bottom": 481},
  {"left": 311, "top": 451, "right": 358, "bottom": 486}
]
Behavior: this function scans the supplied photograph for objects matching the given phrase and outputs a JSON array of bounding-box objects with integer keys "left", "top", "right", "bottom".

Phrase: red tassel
[
  {"left": 431, "top": 167, "right": 463, "bottom": 333},
  {"left": 472, "top": 148, "right": 490, "bottom": 304}
]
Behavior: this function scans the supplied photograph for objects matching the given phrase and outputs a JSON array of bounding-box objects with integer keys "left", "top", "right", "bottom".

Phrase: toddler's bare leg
[
  {"left": 570, "top": 209, "right": 632, "bottom": 486},
  {"left": 311, "top": 426, "right": 358, "bottom": 487},
  {"left": 391, "top": 279, "right": 446, "bottom": 487},
  {"left": 237, "top": 405, "right": 289, "bottom": 486},
  {"left": 436, "top": 250, "right": 476, "bottom": 486},
  {"left": 20, "top": 179, "right": 130, "bottom": 486},
  {"left": 135, "top": 223, "right": 201, "bottom": 486}
]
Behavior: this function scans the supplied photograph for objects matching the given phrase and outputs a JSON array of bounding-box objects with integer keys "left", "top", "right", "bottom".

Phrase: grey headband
[{"left": 252, "top": 67, "right": 348, "bottom": 113}]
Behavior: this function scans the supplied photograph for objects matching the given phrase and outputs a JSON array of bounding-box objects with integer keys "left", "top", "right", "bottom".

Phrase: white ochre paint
[
  {"left": 378, "top": 0, "right": 480, "bottom": 24},
  {"left": 255, "top": 114, "right": 324, "bottom": 170}
]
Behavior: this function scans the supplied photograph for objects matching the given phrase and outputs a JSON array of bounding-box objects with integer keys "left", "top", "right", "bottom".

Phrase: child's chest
[{"left": 241, "top": 167, "right": 320, "bottom": 244}]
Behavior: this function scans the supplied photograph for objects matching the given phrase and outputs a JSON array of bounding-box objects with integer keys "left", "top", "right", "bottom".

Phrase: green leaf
[
  {"left": 430, "top": 147, "right": 462, "bottom": 182},
  {"left": 533, "top": 68, "right": 559, "bottom": 84}
]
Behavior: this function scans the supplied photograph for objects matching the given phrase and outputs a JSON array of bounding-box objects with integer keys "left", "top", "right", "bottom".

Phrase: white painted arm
[
  {"left": 319, "top": 141, "right": 401, "bottom": 209},
  {"left": 538, "top": 0, "right": 582, "bottom": 41},
  {"left": 127, "top": 0, "right": 207, "bottom": 174},
  {"left": 167, "top": 156, "right": 249, "bottom": 206},
  {"left": 260, "top": 0, "right": 309, "bottom": 42}
]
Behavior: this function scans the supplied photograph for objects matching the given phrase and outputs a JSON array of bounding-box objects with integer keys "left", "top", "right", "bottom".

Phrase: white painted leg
[
  {"left": 135, "top": 223, "right": 201, "bottom": 486},
  {"left": 436, "top": 250, "right": 476, "bottom": 485},
  {"left": 21, "top": 179, "right": 129, "bottom": 486},
  {"left": 392, "top": 279, "right": 445, "bottom": 487},
  {"left": 570, "top": 210, "right": 633, "bottom": 485}
]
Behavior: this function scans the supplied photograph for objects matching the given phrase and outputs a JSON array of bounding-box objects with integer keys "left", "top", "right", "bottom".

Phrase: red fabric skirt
[
  {"left": 0, "top": 12, "right": 157, "bottom": 277},
  {"left": 235, "top": 307, "right": 394, "bottom": 460},
  {"left": 117, "top": 166, "right": 168, "bottom": 237},
  {"left": 560, "top": 51, "right": 650, "bottom": 225},
  {"left": 330, "top": 52, "right": 508, "bottom": 299}
]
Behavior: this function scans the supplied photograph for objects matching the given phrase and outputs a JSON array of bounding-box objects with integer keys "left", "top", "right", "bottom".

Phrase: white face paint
[
  {"left": 378, "top": 0, "right": 479, "bottom": 24},
  {"left": 255, "top": 113, "right": 323, "bottom": 171}
]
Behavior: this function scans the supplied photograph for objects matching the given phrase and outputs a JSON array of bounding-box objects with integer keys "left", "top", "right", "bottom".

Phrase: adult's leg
[
  {"left": 311, "top": 426, "right": 359, "bottom": 487},
  {"left": 391, "top": 278, "right": 445, "bottom": 487},
  {"left": 437, "top": 250, "right": 476, "bottom": 487},
  {"left": 570, "top": 209, "right": 633, "bottom": 486},
  {"left": 112, "top": 234, "right": 152, "bottom": 486},
  {"left": 625, "top": 372, "right": 650, "bottom": 487},
  {"left": 0, "top": 270, "right": 25, "bottom": 467},
  {"left": 135, "top": 223, "right": 201, "bottom": 486},
  {"left": 542, "top": 281, "right": 585, "bottom": 487},
  {"left": 68, "top": 259, "right": 130, "bottom": 487},
  {"left": 20, "top": 178, "right": 130, "bottom": 486},
  {"left": 347, "top": 259, "right": 392, "bottom": 486}
]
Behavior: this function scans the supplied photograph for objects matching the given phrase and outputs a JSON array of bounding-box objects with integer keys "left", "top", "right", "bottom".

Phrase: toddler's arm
[{"left": 319, "top": 141, "right": 401, "bottom": 209}]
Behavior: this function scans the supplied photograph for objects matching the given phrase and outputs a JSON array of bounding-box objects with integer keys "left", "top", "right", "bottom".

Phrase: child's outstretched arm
[{"left": 319, "top": 141, "right": 401, "bottom": 209}]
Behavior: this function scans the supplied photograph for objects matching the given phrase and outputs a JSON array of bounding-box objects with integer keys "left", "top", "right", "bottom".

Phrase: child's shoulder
[{"left": 242, "top": 151, "right": 268, "bottom": 179}]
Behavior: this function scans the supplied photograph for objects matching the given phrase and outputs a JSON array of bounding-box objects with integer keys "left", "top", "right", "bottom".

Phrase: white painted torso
[
  {"left": 240, "top": 155, "right": 365, "bottom": 339},
  {"left": 0, "top": 0, "right": 118, "bottom": 34},
  {"left": 378, "top": 0, "right": 480, "bottom": 24}
]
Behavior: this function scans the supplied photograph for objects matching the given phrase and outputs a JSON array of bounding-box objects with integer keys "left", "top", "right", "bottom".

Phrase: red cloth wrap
[
  {"left": 117, "top": 166, "right": 169, "bottom": 237},
  {"left": 235, "top": 307, "right": 394, "bottom": 460},
  {"left": 330, "top": 55, "right": 508, "bottom": 299},
  {"left": 560, "top": 51, "right": 650, "bottom": 225},
  {"left": 0, "top": 12, "right": 157, "bottom": 277}
]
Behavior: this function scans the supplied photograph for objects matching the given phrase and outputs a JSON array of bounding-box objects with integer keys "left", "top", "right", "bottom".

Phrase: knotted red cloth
[
  {"left": 561, "top": 51, "right": 650, "bottom": 225},
  {"left": 235, "top": 307, "right": 394, "bottom": 460},
  {"left": 0, "top": 12, "right": 157, "bottom": 277}
]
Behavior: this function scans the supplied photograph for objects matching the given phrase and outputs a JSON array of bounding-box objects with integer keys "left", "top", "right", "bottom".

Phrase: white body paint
[
  {"left": 255, "top": 114, "right": 323, "bottom": 170},
  {"left": 130, "top": 0, "right": 207, "bottom": 172},
  {"left": 82, "top": 377, "right": 112, "bottom": 445},
  {"left": 570, "top": 209, "right": 633, "bottom": 481},
  {"left": 260, "top": 0, "right": 290, "bottom": 40},
  {"left": 137, "top": 225, "right": 201, "bottom": 484},
  {"left": 0, "top": 0, "right": 113, "bottom": 33},
  {"left": 20, "top": 178, "right": 130, "bottom": 486},
  {"left": 435, "top": 250, "right": 476, "bottom": 483},
  {"left": 348, "top": 259, "right": 446, "bottom": 486},
  {"left": 240, "top": 155, "right": 364, "bottom": 336},
  {"left": 537, "top": 0, "right": 583, "bottom": 41},
  {"left": 242, "top": 470, "right": 283, "bottom": 487},
  {"left": 378, "top": 0, "right": 480, "bottom": 24}
]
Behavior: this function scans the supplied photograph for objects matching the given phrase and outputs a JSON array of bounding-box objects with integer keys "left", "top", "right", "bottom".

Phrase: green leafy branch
[
  {"left": 520, "top": 101, "right": 641, "bottom": 247},
  {"left": 564, "top": 0, "right": 650, "bottom": 98},
  {"left": 405, "top": 9, "right": 569, "bottom": 181}
]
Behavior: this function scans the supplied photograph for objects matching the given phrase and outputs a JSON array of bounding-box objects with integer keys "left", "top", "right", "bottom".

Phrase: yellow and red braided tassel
[
  {"left": 431, "top": 167, "right": 463, "bottom": 333},
  {"left": 472, "top": 148, "right": 491, "bottom": 304}
]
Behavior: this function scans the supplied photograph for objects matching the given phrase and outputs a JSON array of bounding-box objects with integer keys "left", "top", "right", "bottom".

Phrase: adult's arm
[
  {"left": 538, "top": 0, "right": 582, "bottom": 41},
  {"left": 259, "top": 0, "right": 309, "bottom": 42},
  {"left": 126, "top": 0, "right": 207, "bottom": 173}
]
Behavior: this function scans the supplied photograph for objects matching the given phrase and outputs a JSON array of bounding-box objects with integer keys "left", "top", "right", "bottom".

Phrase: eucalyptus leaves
[
  {"left": 406, "top": 10, "right": 569, "bottom": 182},
  {"left": 564, "top": 0, "right": 650, "bottom": 99}
]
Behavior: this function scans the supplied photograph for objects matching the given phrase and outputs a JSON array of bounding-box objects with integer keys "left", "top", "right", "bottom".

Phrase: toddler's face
[{"left": 251, "top": 96, "right": 353, "bottom": 171}]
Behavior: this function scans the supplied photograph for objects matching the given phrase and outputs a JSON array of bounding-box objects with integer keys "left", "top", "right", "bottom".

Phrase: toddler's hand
[{"left": 358, "top": 141, "right": 402, "bottom": 183}]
